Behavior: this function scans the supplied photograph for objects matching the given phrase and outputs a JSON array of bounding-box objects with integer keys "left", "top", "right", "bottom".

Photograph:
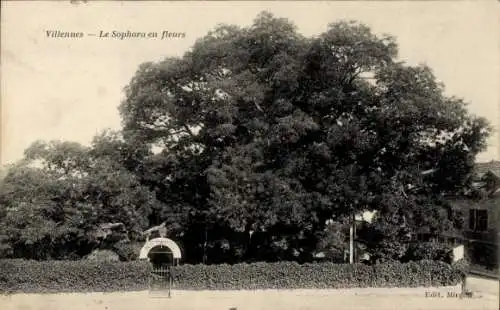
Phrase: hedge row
[
  {"left": 0, "top": 259, "right": 464, "bottom": 294},
  {"left": 170, "top": 260, "right": 464, "bottom": 290},
  {"left": 0, "top": 259, "right": 152, "bottom": 294}
]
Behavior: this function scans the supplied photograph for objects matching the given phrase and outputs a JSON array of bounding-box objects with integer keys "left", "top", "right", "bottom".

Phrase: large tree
[
  {"left": 0, "top": 139, "right": 160, "bottom": 259},
  {"left": 1, "top": 12, "right": 490, "bottom": 263},
  {"left": 118, "top": 12, "right": 490, "bottom": 263}
]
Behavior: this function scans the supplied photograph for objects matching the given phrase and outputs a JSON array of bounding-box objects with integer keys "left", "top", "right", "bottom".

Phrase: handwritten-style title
[{"left": 45, "top": 30, "right": 186, "bottom": 40}]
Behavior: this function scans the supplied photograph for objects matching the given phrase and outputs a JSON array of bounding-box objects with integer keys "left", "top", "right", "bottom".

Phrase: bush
[
  {"left": 403, "top": 242, "right": 453, "bottom": 264},
  {"left": 170, "top": 260, "right": 463, "bottom": 290},
  {"left": 0, "top": 259, "right": 151, "bottom": 294},
  {"left": 452, "top": 258, "right": 469, "bottom": 278},
  {"left": 0, "top": 259, "right": 463, "bottom": 293},
  {"left": 84, "top": 249, "right": 120, "bottom": 262},
  {"left": 112, "top": 242, "right": 143, "bottom": 261}
]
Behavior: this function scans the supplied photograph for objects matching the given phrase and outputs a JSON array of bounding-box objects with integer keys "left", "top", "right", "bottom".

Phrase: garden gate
[
  {"left": 149, "top": 264, "right": 173, "bottom": 298},
  {"left": 138, "top": 236, "right": 182, "bottom": 298}
]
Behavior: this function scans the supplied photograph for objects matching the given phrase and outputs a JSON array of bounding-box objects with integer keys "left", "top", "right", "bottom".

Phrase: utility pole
[
  {"left": 349, "top": 212, "right": 355, "bottom": 264},
  {"left": 202, "top": 227, "right": 208, "bottom": 264}
]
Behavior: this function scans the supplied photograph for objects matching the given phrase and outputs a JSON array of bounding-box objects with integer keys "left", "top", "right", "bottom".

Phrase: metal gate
[{"left": 149, "top": 265, "right": 172, "bottom": 298}]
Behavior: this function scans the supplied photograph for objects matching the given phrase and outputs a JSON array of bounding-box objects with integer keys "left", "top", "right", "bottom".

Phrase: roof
[
  {"left": 475, "top": 160, "right": 500, "bottom": 177},
  {"left": 449, "top": 194, "right": 500, "bottom": 211}
]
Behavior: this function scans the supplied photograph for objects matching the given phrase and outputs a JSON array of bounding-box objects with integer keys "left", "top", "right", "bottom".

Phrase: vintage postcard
[{"left": 1, "top": 1, "right": 499, "bottom": 310}]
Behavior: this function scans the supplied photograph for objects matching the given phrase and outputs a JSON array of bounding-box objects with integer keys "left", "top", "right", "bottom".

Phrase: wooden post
[
  {"left": 203, "top": 227, "right": 208, "bottom": 264},
  {"left": 349, "top": 213, "right": 355, "bottom": 264}
]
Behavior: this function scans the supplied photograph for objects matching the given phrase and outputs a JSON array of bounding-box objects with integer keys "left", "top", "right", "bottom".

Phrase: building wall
[
  {"left": 451, "top": 196, "right": 499, "bottom": 235},
  {"left": 449, "top": 194, "right": 499, "bottom": 269}
]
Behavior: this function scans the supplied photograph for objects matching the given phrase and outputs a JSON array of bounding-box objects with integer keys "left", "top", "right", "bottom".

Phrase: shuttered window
[{"left": 469, "top": 209, "right": 488, "bottom": 232}]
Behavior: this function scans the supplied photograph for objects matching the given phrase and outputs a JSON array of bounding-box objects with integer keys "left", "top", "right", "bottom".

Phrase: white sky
[{"left": 1, "top": 1, "right": 499, "bottom": 166}]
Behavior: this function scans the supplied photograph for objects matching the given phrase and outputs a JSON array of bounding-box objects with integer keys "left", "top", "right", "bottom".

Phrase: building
[{"left": 447, "top": 160, "right": 500, "bottom": 270}]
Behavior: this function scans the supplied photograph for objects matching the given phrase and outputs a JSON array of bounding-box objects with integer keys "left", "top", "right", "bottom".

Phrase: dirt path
[{"left": 1, "top": 278, "right": 497, "bottom": 310}]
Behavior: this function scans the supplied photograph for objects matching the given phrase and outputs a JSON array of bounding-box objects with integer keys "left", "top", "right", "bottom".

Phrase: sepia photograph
[{"left": 1, "top": 1, "right": 499, "bottom": 309}]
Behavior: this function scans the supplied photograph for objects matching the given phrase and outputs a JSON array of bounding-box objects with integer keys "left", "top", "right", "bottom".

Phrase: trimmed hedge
[
  {"left": 0, "top": 259, "right": 463, "bottom": 294},
  {"left": 0, "top": 259, "right": 152, "bottom": 294},
  {"left": 170, "top": 260, "right": 464, "bottom": 290}
]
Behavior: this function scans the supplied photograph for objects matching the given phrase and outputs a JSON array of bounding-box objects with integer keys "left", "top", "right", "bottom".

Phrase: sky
[{"left": 1, "top": 1, "right": 499, "bottom": 166}]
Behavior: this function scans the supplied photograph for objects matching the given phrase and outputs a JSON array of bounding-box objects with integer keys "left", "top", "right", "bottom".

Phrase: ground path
[{"left": 1, "top": 277, "right": 498, "bottom": 310}]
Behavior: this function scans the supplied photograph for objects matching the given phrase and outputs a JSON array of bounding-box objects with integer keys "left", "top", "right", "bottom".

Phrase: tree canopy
[
  {"left": 0, "top": 138, "right": 159, "bottom": 259},
  {"left": 0, "top": 12, "right": 491, "bottom": 263}
]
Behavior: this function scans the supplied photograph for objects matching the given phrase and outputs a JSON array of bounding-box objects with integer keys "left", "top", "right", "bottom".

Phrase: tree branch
[{"left": 183, "top": 124, "right": 196, "bottom": 138}]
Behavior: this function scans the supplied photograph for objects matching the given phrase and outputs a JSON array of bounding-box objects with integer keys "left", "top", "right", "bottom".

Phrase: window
[{"left": 469, "top": 209, "right": 488, "bottom": 232}]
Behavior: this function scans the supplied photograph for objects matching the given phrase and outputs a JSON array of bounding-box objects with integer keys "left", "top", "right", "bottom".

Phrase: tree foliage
[
  {"left": 0, "top": 139, "right": 159, "bottom": 259},
  {"left": 117, "top": 12, "right": 489, "bottom": 263},
  {"left": 0, "top": 12, "right": 491, "bottom": 262}
]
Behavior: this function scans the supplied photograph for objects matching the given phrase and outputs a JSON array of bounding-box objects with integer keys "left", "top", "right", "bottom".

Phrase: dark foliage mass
[
  {"left": 0, "top": 12, "right": 491, "bottom": 263},
  {"left": 0, "top": 259, "right": 151, "bottom": 294},
  {"left": 0, "top": 259, "right": 463, "bottom": 293},
  {"left": 171, "top": 260, "right": 463, "bottom": 290}
]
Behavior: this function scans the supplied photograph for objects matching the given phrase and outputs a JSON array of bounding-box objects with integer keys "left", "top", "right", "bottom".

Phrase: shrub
[
  {"left": 452, "top": 258, "right": 469, "bottom": 278},
  {"left": 170, "top": 260, "right": 463, "bottom": 290},
  {"left": 0, "top": 259, "right": 151, "bottom": 294},
  {"left": 113, "top": 242, "right": 143, "bottom": 261},
  {"left": 84, "top": 249, "right": 120, "bottom": 262},
  {"left": 403, "top": 242, "right": 453, "bottom": 264},
  {"left": 0, "top": 259, "right": 463, "bottom": 293}
]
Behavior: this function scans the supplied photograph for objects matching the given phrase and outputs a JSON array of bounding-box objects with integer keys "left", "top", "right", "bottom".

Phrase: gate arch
[{"left": 139, "top": 237, "right": 182, "bottom": 262}]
